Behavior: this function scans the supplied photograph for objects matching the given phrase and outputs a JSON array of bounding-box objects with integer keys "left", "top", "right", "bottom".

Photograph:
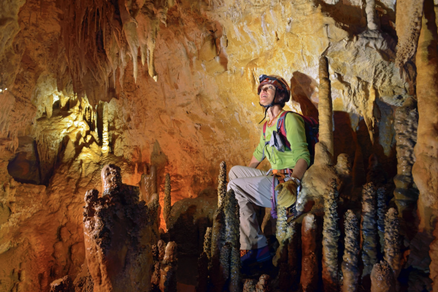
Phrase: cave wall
[{"left": 0, "top": 0, "right": 435, "bottom": 291}]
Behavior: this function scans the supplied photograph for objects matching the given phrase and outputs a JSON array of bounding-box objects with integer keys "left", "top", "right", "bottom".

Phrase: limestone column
[{"left": 318, "top": 56, "right": 334, "bottom": 161}]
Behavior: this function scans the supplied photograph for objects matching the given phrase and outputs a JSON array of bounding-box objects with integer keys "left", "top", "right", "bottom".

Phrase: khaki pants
[{"left": 227, "top": 165, "right": 279, "bottom": 250}]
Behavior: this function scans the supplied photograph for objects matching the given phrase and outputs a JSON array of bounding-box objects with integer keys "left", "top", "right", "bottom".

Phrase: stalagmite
[
  {"left": 318, "top": 56, "right": 334, "bottom": 160},
  {"left": 203, "top": 227, "right": 212, "bottom": 258},
  {"left": 210, "top": 203, "right": 225, "bottom": 291},
  {"left": 342, "top": 210, "right": 360, "bottom": 292},
  {"left": 101, "top": 103, "right": 109, "bottom": 154},
  {"left": 219, "top": 242, "right": 231, "bottom": 288},
  {"left": 277, "top": 219, "right": 296, "bottom": 291},
  {"left": 218, "top": 161, "right": 227, "bottom": 208},
  {"left": 83, "top": 164, "right": 154, "bottom": 292},
  {"left": 287, "top": 219, "right": 300, "bottom": 290},
  {"left": 322, "top": 179, "right": 340, "bottom": 291},
  {"left": 159, "top": 241, "right": 178, "bottom": 292},
  {"left": 255, "top": 274, "right": 270, "bottom": 292},
  {"left": 301, "top": 213, "right": 318, "bottom": 292},
  {"left": 377, "top": 187, "right": 388, "bottom": 254},
  {"left": 224, "top": 189, "right": 241, "bottom": 292},
  {"left": 370, "top": 261, "right": 395, "bottom": 292},
  {"left": 140, "top": 165, "right": 158, "bottom": 203},
  {"left": 274, "top": 206, "right": 293, "bottom": 266},
  {"left": 384, "top": 208, "right": 401, "bottom": 278},
  {"left": 163, "top": 173, "right": 171, "bottom": 226},
  {"left": 362, "top": 182, "right": 378, "bottom": 279},
  {"left": 393, "top": 97, "right": 418, "bottom": 238},
  {"left": 196, "top": 252, "right": 209, "bottom": 292}
]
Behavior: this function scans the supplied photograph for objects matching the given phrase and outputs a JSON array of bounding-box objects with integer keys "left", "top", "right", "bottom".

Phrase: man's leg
[{"left": 227, "top": 166, "right": 274, "bottom": 250}]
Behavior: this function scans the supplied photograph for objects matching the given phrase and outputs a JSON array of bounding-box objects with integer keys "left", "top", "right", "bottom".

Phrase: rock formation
[
  {"left": 370, "top": 261, "right": 396, "bottom": 292},
  {"left": 377, "top": 187, "right": 388, "bottom": 254},
  {"left": 322, "top": 179, "right": 340, "bottom": 291},
  {"left": 163, "top": 173, "right": 171, "bottom": 227},
  {"left": 83, "top": 164, "right": 156, "bottom": 292},
  {"left": 361, "top": 182, "right": 378, "bottom": 279},
  {"left": 342, "top": 210, "right": 360, "bottom": 292},
  {"left": 384, "top": 208, "right": 401, "bottom": 279}
]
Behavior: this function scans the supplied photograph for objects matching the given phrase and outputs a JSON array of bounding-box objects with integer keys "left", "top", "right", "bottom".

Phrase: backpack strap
[{"left": 262, "top": 121, "right": 268, "bottom": 140}]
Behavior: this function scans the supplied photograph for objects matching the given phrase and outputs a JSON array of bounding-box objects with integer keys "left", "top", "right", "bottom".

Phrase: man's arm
[
  {"left": 248, "top": 156, "right": 261, "bottom": 168},
  {"left": 291, "top": 158, "right": 308, "bottom": 180}
]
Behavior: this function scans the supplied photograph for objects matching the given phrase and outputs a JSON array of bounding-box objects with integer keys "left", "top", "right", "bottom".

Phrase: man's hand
[{"left": 275, "top": 179, "right": 299, "bottom": 208}]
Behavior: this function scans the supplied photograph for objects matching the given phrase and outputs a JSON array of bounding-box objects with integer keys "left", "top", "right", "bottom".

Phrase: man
[{"left": 227, "top": 74, "right": 310, "bottom": 266}]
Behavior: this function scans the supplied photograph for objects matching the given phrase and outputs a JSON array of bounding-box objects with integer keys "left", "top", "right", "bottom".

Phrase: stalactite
[
  {"left": 362, "top": 182, "right": 378, "bottom": 279},
  {"left": 322, "top": 179, "right": 340, "bottom": 291},
  {"left": 318, "top": 56, "right": 334, "bottom": 161},
  {"left": 384, "top": 208, "right": 401, "bottom": 278},
  {"left": 377, "top": 187, "right": 388, "bottom": 254},
  {"left": 300, "top": 213, "right": 318, "bottom": 292},
  {"left": 218, "top": 161, "right": 227, "bottom": 208},
  {"left": 365, "top": 0, "right": 379, "bottom": 30},
  {"left": 101, "top": 103, "right": 109, "bottom": 154},
  {"left": 370, "top": 261, "right": 395, "bottom": 292},
  {"left": 224, "top": 189, "right": 241, "bottom": 292},
  {"left": 342, "top": 210, "right": 360, "bottom": 292},
  {"left": 395, "top": 0, "right": 425, "bottom": 69},
  {"left": 163, "top": 173, "right": 171, "bottom": 227}
]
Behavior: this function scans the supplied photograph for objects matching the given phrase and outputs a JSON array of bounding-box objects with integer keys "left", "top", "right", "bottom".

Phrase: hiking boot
[{"left": 240, "top": 245, "right": 271, "bottom": 266}]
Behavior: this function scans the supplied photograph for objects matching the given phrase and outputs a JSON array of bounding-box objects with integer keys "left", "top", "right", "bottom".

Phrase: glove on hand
[{"left": 275, "top": 179, "right": 299, "bottom": 208}]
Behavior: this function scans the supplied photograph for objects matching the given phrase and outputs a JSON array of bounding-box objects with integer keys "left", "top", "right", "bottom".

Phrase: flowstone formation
[{"left": 83, "top": 164, "right": 158, "bottom": 291}]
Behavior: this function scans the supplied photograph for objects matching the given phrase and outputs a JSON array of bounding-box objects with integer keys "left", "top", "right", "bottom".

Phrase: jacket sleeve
[
  {"left": 252, "top": 127, "right": 266, "bottom": 162},
  {"left": 285, "top": 113, "right": 310, "bottom": 167}
]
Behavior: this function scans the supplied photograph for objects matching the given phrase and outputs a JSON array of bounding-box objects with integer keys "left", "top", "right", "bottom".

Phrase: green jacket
[{"left": 253, "top": 112, "right": 310, "bottom": 169}]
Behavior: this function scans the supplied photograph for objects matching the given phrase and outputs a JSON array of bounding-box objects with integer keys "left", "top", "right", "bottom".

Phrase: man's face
[{"left": 259, "top": 84, "right": 276, "bottom": 106}]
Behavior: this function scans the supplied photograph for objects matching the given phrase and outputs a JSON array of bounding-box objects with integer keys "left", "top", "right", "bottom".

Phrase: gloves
[{"left": 275, "top": 179, "right": 299, "bottom": 208}]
